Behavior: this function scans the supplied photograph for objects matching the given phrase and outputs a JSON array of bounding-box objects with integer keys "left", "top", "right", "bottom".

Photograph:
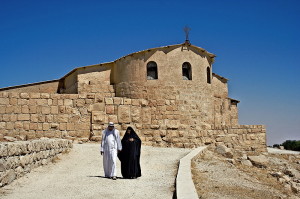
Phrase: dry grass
[{"left": 192, "top": 151, "right": 299, "bottom": 199}]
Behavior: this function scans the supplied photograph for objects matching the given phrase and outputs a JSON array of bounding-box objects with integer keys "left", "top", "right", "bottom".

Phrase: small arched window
[
  {"left": 147, "top": 61, "right": 158, "bottom": 80},
  {"left": 182, "top": 62, "right": 192, "bottom": 80},
  {"left": 207, "top": 67, "right": 211, "bottom": 84}
]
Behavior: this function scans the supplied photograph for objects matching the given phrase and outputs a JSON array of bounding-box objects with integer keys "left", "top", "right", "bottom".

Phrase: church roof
[
  {"left": 61, "top": 43, "right": 216, "bottom": 80},
  {"left": 0, "top": 79, "right": 59, "bottom": 91},
  {"left": 116, "top": 43, "right": 216, "bottom": 61},
  {"left": 212, "top": 73, "right": 228, "bottom": 83}
]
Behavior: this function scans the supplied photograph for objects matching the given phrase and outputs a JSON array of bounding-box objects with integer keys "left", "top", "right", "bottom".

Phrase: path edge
[{"left": 175, "top": 146, "right": 207, "bottom": 199}]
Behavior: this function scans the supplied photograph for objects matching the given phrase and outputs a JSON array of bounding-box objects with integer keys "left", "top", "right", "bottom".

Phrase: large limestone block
[
  {"left": 131, "top": 106, "right": 141, "bottom": 123},
  {"left": 241, "top": 159, "right": 253, "bottom": 167},
  {"left": 18, "top": 114, "right": 30, "bottom": 121},
  {"left": 5, "top": 157, "right": 19, "bottom": 170},
  {"left": 166, "top": 119, "right": 180, "bottom": 129},
  {"left": 248, "top": 155, "right": 268, "bottom": 168},
  {"left": 7, "top": 142, "right": 26, "bottom": 156},
  {"left": 0, "top": 159, "right": 5, "bottom": 171},
  {"left": 89, "top": 103, "right": 105, "bottom": 112},
  {"left": 92, "top": 111, "right": 105, "bottom": 124},
  {"left": 107, "top": 115, "right": 118, "bottom": 123},
  {"left": 105, "top": 98, "right": 113, "bottom": 105},
  {"left": 0, "top": 170, "right": 16, "bottom": 186},
  {"left": 118, "top": 105, "right": 131, "bottom": 123},
  {"left": 57, "top": 114, "right": 69, "bottom": 123},
  {"left": 215, "top": 144, "right": 233, "bottom": 158},
  {"left": 142, "top": 107, "right": 151, "bottom": 124}
]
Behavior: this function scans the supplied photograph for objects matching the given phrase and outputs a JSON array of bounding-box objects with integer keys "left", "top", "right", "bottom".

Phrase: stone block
[
  {"left": 57, "top": 115, "right": 69, "bottom": 123},
  {"left": 20, "top": 93, "right": 29, "bottom": 99},
  {"left": 18, "top": 114, "right": 30, "bottom": 121},
  {"left": 113, "top": 97, "right": 123, "bottom": 105},
  {"left": 106, "top": 105, "right": 115, "bottom": 114},
  {"left": 166, "top": 119, "right": 179, "bottom": 129},
  {"left": 92, "top": 124, "right": 102, "bottom": 130},
  {"left": 41, "top": 106, "right": 51, "bottom": 114},
  {"left": 77, "top": 123, "right": 90, "bottom": 131},
  {"left": 59, "top": 123, "right": 67, "bottom": 130},
  {"left": 118, "top": 105, "right": 131, "bottom": 123},
  {"left": 9, "top": 98, "right": 17, "bottom": 105},
  {"left": 36, "top": 99, "right": 48, "bottom": 106},
  {"left": 141, "top": 99, "right": 148, "bottom": 107},
  {"left": 142, "top": 107, "right": 151, "bottom": 124},
  {"left": 29, "top": 123, "right": 38, "bottom": 130},
  {"left": 49, "top": 106, "right": 57, "bottom": 115},
  {"left": 77, "top": 130, "right": 90, "bottom": 138},
  {"left": 0, "top": 144, "right": 8, "bottom": 157},
  {"left": 90, "top": 103, "right": 105, "bottom": 112},
  {"left": 67, "top": 123, "right": 75, "bottom": 131},
  {"left": 29, "top": 93, "right": 40, "bottom": 98},
  {"left": 0, "top": 98, "right": 9, "bottom": 105},
  {"left": 28, "top": 106, "right": 37, "bottom": 114},
  {"left": 0, "top": 170, "right": 16, "bottom": 186},
  {"left": 64, "top": 99, "right": 73, "bottom": 106},
  {"left": 0, "top": 122, "right": 5, "bottom": 129},
  {"left": 123, "top": 99, "right": 131, "bottom": 105},
  {"left": 38, "top": 115, "right": 45, "bottom": 122},
  {"left": 43, "top": 123, "right": 50, "bottom": 130},
  {"left": 47, "top": 99, "right": 53, "bottom": 105},
  {"left": 131, "top": 106, "right": 141, "bottom": 123},
  {"left": 30, "top": 114, "right": 39, "bottom": 123},
  {"left": 40, "top": 93, "right": 50, "bottom": 98},
  {"left": 87, "top": 94, "right": 95, "bottom": 99},
  {"left": 107, "top": 115, "right": 118, "bottom": 123},
  {"left": 105, "top": 98, "right": 113, "bottom": 105},
  {"left": 5, "top": 106, "right": 14, "bottom": 114},
  {"left": 248, "top": 155, "right": 268, "bottom": 168},
  {"left": 92, "top": 111, "right": 105, "bottom": 124},
  {"left": 14, "top": 122, "right": 23, "bottom": 129},
  {"left": 74, "top": 99, "right": 85, "bottom": 107},
  {"left": 131, "top": 99, "right": 140, "bottom": 106},
  {"left": 0, "top": 105, "right": 5, "bottom": 113}
]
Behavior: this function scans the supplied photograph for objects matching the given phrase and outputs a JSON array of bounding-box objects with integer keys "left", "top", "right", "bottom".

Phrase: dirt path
[{"left": 0, "top": 144, "right": 191, "bottom": 199}]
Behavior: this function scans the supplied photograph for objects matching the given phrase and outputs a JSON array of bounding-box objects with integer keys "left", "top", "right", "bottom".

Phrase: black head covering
[{"left": 122, "top": 126, "right": 140, "bottom": 141}]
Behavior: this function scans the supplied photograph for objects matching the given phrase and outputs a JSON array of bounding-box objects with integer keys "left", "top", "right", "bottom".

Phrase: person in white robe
[{"left": 100, "top": 122, "right": 122, "bottom": 180}]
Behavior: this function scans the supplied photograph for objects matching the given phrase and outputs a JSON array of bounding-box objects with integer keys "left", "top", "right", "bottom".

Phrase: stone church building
[{"left": 0, "top": 42, "right": 266, "bottom": 152}]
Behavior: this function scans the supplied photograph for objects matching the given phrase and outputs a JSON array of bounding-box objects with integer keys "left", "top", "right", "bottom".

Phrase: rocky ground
[
  {"left": 0, "top": 143, "right": 191, "bottom": 199},
  {"left": 192, "top": 145, "right": 300, "bottom": 199}
]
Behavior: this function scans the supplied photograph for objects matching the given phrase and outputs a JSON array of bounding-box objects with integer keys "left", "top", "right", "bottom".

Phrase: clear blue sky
[{"left": 0, "top": 0, "right": 299, "bottom": 145}]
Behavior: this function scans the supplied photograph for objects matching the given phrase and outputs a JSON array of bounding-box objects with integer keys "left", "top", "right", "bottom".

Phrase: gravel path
[{"left": 0, "top": 144, "right": 191, "bottom": 199}]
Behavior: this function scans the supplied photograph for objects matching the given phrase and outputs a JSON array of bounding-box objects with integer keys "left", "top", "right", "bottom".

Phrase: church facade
[{"left": 0, "top": 43, "right": 266, "bottom": 152}]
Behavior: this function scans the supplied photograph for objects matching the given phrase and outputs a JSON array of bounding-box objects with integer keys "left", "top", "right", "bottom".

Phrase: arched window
[
  {"left": 182, "top": 62, "right": 192, "bottom": 80},
  {"left": 207, "top": 67, "right": 211, "bottom": 84},
  {"left": 147, "top": 61, "right": 158, "bottom": 80}
]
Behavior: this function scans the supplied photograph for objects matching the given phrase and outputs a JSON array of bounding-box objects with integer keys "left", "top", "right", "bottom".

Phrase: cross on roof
[{"left": 183, "top": 26, "right": 191, "bottom": 41}]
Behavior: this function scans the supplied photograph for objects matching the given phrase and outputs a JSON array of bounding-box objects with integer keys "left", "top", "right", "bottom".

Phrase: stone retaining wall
[
  {"left": 0, "top": 92, "right": 267, "bottom": 152},
  {"left": 0, "top": 138, "right": 72, "bottom": 187}
]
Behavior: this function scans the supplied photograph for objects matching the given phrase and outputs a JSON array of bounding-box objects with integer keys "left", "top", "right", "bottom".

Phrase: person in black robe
[{"left": 118, "top": 126, "right": 141, "bottom": 179}]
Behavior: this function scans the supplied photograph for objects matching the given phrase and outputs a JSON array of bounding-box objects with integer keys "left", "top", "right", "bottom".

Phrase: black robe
[{"left": 118, "top": 127, "right": 141, "bottom": 179}]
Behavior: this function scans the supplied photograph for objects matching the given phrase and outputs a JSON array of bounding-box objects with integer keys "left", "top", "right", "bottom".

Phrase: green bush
[{"left": 281, "top": 140, "right": 300, "bottom": 151}]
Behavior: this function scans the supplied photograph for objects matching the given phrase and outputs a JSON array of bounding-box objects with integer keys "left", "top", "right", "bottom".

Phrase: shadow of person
[{"left": 87, "top": 176, "right": 125, "bottom": 180}]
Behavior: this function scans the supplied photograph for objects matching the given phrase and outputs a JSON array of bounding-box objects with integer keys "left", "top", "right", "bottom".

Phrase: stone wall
[
  {"left": 213, "top": 125, "right": 266, "bottom": 153},
  {"left": 0, "top": 138, "right": 72, "bottom": 187},
  {"left": 0, "top": 91, "right": 266, "bottom": 152},
  {"left": 0, "top": 92, "right": 116, "bottom": 141}
]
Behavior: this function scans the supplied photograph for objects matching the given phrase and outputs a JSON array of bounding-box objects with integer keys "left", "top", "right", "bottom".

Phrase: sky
[{"left": 0, "top": 0, "right": 299, "bottom": 145}]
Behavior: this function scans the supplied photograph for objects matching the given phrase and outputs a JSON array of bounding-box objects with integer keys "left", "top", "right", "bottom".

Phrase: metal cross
[{"left": 183, "top": 26, "right": 191, "bottom": 41}]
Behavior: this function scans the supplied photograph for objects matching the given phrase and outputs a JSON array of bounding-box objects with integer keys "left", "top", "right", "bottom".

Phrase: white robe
[{"left": 100, "top": 128, "right": 122, "bottom": 177}]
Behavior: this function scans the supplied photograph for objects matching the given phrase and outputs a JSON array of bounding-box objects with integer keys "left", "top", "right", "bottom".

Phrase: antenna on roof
[{"left": 183, "top": 26, "right": 191, "bottom": 45}]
